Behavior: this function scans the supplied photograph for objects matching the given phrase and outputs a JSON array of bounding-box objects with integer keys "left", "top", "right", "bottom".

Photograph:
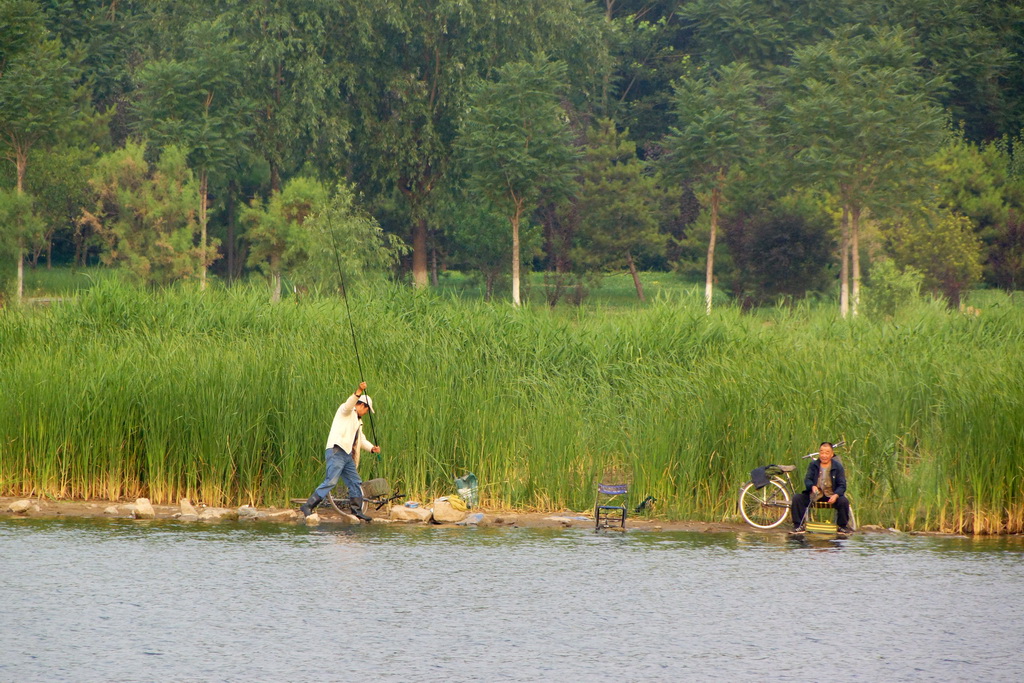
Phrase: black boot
[
  {"left": 350, "top": 496, "right": 372, "bottom": 523},
  {"left": 300, "top": 493, "right": 322, "bottom": 517}
]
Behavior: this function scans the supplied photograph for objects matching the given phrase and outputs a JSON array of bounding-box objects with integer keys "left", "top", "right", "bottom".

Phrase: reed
[{"left": 1, "top": 279, "right": 1021, "bottom": 533}]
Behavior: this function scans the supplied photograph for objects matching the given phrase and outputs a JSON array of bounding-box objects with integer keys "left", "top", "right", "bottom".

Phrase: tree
[
  {"left": 572, "top": 118, "right": 666, "bottom": 301},
  {"left": 344, "top": 0, "right": 608, "bottom": 289},
  {"left": 929, "top": 130, "right": 1024, "bottom": 290},
  {"left": 457, "top": 57, "right": 578, "bottom": 306},
  {"left": 861, "top": 257, "right": 923, "bottom": 320},
  {"left": 292, "top": 183, "right": 406, "bottom": 294},
  {"left": 241, "top": 176, "right": 327, "bottom": 302},
  {"left": 663, "top": 61, "right": 766, "bottom": 313},
  {"left": 134, "top": 18, "right": 250, "bottom": 290},
  {"left": 222, "top": 0, "right": 350, "bottom": 193},
  {"left": 0, "top": 1, "right": 78, "bottom": 302},
  {"left": 679, "top": 0, "right": 855, "bottom": 70},
  {"left": 882, "top": 205, "right": 983, "bottom": 307},
  {"left": 865, "top": 0, "right": 1024, "bottom": 142},
  {"left": 723, "top": 193, "right": 834, "bottom": 305},
  {"left": 782, "top": 27, "right": 946, "bottom": 316},
  {"left": 441, "top": 193, "right": 528, "bottom": 302},
  {"left": 80, "top": 141, "right": 208, "bottom": 286},
  {"left": 0, "top": 186, "right": 44, "bottom": 299}
]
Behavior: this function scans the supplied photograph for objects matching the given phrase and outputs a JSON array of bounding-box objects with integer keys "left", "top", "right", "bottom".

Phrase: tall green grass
[{"left": 1, "top": 279, "right": 1021, "bottom": 533}]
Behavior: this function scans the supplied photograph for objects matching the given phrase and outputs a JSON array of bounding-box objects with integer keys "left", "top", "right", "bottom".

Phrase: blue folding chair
[{"left": 594, "top": 479, "right": 629, "bottom": 531}]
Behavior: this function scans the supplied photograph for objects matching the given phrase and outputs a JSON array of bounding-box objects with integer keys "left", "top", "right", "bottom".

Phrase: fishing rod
[{"left": 324, "top": 206, "right": 380, "bottom": 463}]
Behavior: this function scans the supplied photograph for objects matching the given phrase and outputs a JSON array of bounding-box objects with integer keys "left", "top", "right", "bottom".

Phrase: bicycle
[
  {"left": 326, "top": 477, "right": 404, "bottom": 516},
  {"left": 292, "top": 477, "right": 404, "bottom": 518},
  {"left": 737, "top": 441, "right": 849, "bottom": 529}
]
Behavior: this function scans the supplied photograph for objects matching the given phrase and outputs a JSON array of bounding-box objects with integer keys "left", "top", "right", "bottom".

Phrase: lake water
[{"left": 1, "top": 518, "right": 1022, "bottom": 682}]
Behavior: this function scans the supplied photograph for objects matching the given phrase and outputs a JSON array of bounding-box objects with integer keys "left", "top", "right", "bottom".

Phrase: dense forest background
[{"left": 2, "top": 0, "right": 1024, "bottom": 309}]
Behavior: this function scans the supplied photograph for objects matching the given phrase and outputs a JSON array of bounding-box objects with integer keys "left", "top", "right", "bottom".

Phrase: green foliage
[
  {"left": 458, "top": 56, "right": 579, "bottom": 303},
  {"left": 221, "top": 0, "right": 350, "bottom": 188},
  {"left": 664, "top": 61, "right": 766, "bottom": 187},
  {"left": 291, "top": 182, "right": 407, "bottom": 293},
  {"left": 0, "top": 187, "right": 44, "bottom": 292},
  {"left": 602, "top": 10, "right": 692, "bottom": 150},
  {"left": 459, "top": 57, "right": 578, "bottom": 212},
  {"left": 882, "top": 205, "right": 984, "bottom": 306},
  {"left": 82, "top": 141, "right": 213, "bottom": 285},
  {"left": 861, "top": 258, "right": 923, "bottom": 320},
  {"left": 723, "top": 194, "right": 835, "bottom": 304},
  {"left": 680, "top": 0, "right": 854, "bottom": 70},
  {"left": 242, "top": 177, "right": 403, "bottom": 296},
  {"left": 867, "top": 0, "right": 1024, "bottom": 141},
  {"left": 241, "top": 176, "right": 327, "bottom": 299},
  {"left": 782, "top": 26, "right": 946, "bottom": 204},
  {"left": 664, "top": 60, "right": 767, "bottom": 311},
  {"left": 0, "top": 34, "right": 78, "bottom": 174},
  {"left": 1, "top": 283, "right": 1022, "bottom": 533},
  {"left": 438, "top": 192, "right": 540, "bottom": 302},
  {"left": 0, "top": 0, "right": 45, "bottom": 65},
  {"left": 571, "top": 119, "right": 668, "bottom": 280},
  {"left": 929, "top": 130, "right": 1024, "bottom": 289},
  {"left": 133, "top": 17, "right": 251, "bottom": 181}
]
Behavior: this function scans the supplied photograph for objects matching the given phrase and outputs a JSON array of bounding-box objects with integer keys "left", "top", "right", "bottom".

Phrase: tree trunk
[
  {"left": 15, "top": 151, "right": 27, "bottom": 305},
  {"left": 511, "top": 199, "right": 523, "bottom": 306},
  {"left": 226, "top": 180, "right": 237, "bottom": 282},
  {"left": 17, "top": 245, "right": 24, "bottom": 304},
  {"left": 627, "top": 251, "right": 645, "bottom": 303},
  {"left": 269, "top": 159, "right": 281, "bottom": 193},
  {"left": 430, "top": 237, "right": 439, "bottom": 287},
  {"left": 412, "top": 216, "right": 428, "bottom": 288},
  {"left": 840, "top": 206, "right": 850, "bottom": 318},
  {"left": 271, "top": 271, "right": 281, "bottom": 303},
  {"left": 851, "top": 204, "right": 862, "bottom": 317},
  {"left": 705, "top": 184, "right": 722, "bottom": 314},
  {"left": 485, "top": 271, "right": 495, "bottom": 301},
  {"left": 199, "top": 171, "right": 208, "bottom": 291}
]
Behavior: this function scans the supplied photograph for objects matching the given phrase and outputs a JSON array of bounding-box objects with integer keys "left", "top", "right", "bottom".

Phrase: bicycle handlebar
[{"left": 802, "top": 440, "right": 846, "bottom": 458}]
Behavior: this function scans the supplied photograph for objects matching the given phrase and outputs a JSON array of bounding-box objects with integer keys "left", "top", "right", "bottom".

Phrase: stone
[
  {"left": 7, "top": 500, "right": 32, "bottom": 514},
  {"left": 456, "top": 513, "right": 485, "bottom": 526},
  {"left": 237, "top": 505, "right": 260, "bottom": 521},
  {"left": 198, "top": 507, "right": 237, "bottom": 522},
  {"left": 133, "top": 498, "right": 156, "bottom": 519},
  {"left": 104, "top": 505, "right": 121, "bottom": 516},
  {"left": 180, "top": 498, "right": 198, "bottom": 517},
  {"left": 390, "top": 505, "right": 432, "bottom": 523},
  {"left": 305, "top": 512, "right": 321, "bottom": 526},
  {"left": 431, "top": 498, "right": 467, "bottom": 524},
  {"left": 265, "top": 509, "right": 298, "bottom": 522}
]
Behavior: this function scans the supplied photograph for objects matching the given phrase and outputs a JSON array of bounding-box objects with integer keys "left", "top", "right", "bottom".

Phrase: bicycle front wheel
[{"left": 738, "top": 479, "right": 791, "bottom": 529}]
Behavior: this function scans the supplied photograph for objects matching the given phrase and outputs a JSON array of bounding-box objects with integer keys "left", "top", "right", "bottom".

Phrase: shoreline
[{"left": 0, "top": 495, "right": 973, "bottom": 536}]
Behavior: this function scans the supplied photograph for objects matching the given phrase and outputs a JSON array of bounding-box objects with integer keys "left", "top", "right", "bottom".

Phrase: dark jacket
[{"left": 803, "top": 458, "right": 847, "bottom": 497}]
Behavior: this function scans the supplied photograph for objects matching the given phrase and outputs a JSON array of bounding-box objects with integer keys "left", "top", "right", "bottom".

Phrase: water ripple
[{"left": 1, "top": 519, "right": 1021, "bottom": 681}]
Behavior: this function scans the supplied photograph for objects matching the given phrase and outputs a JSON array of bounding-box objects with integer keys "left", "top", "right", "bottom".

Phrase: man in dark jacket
[{"left": 791, "top": 442, "right": 852, "bottom": 534}]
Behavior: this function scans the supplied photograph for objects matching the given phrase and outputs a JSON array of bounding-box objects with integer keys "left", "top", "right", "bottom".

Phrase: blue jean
[{"left": 314, "top": 447, "right": 362, "bottom": 501}]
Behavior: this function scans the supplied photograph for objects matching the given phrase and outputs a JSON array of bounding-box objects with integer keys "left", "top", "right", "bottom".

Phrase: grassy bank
[{"left": 1, "top": 278, "right": 1022, "bottom": 533}]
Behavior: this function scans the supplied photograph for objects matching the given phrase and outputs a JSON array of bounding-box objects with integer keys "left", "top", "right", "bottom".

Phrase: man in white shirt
[{"left": 300, "top": 381, "right": 381, "bottom": 522}]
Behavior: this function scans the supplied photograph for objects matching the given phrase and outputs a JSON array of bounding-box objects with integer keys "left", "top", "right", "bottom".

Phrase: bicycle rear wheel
[
  {"left": 326, "top": 491, "right": 369, "bottom": 516},
  {"left": 738, "top": 479, "right": 791, "bottom": 529}
]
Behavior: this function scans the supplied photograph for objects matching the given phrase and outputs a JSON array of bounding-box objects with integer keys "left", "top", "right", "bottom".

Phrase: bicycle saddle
[{"left": 778, "top": 465, "right": 797, "bottom": 472}]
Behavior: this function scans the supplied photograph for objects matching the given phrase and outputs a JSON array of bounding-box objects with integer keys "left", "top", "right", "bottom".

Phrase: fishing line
[{"left": 325, "top": 207, "right": 380, "bottom": 462}]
